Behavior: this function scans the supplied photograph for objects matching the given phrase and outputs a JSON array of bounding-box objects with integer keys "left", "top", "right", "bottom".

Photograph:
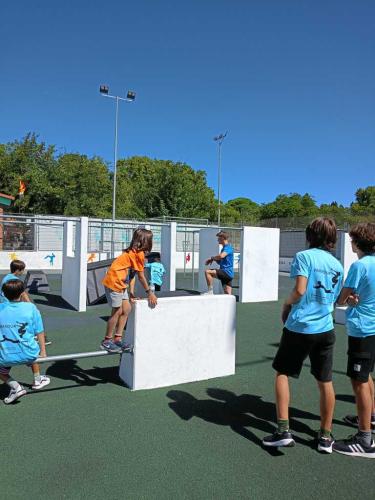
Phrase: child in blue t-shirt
[
  {"left": 333, "top": 223, "right": 375, "bottom": 458},
  {"left": 0, "top": 259, "right": 30, "bottom": 303},
  {"left": 204, "top": 231, "right": 234, "bottom": 295},
  {"left": 0, "top": 280, "right": 50, "bottom": 404},
  {"left": 145, "top": 254, "right": 166, "bottom": 292},
  {"left": 263, "top": 218, "right": 343, "bottom": 454}
]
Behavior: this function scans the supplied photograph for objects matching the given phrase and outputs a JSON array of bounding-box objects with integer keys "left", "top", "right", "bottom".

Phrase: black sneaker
[
  {"left": 317, "top": 432, "right": 334, "bottom": 454},
  {"left": 262, "top": 431, "right": 295, "bottom": 447},
  {"left": 333, "top": 434, "right": 375, "bottom": 459},
  {"left": 343, "top": 414, "right": 375, "bottom": 431}
]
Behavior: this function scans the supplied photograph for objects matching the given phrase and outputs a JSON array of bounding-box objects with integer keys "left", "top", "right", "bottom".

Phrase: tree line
[{"left": 0, "top": 133, "right": 374, "bottom": 225}]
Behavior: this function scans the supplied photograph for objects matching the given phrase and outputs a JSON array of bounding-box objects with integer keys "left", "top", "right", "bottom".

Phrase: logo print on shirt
[
  {"left": 16, "top": 322, "right": 28, "bottom": 337},
  {"left": 313, "top": 270, "right": 341, "bottom": 294}
]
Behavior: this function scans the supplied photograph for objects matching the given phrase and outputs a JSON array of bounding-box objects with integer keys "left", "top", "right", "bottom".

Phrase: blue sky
[{"left": 1, "top": 0, "right": 374, "bottom": 207}]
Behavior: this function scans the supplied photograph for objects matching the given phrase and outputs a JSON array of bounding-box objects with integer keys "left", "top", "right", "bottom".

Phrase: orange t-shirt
[{"left": 102, "top": 250, "right": 145, "bottom": 292}]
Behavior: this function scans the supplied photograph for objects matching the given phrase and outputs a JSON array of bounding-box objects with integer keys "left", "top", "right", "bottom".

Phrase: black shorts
[
  {"left": 272, "top": 328, "right": 335, "bottom": 382},
  {"left": 347, "top": 335, "right": 375, "bottom": 382},
  {"left": 215, "top": 269, "right": 233, "bottom": 287}
]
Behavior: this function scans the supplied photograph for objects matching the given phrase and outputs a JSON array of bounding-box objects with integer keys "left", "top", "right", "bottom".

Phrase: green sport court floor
[{"left": 1, "top": 273, "right": 373, "bottom": 499}]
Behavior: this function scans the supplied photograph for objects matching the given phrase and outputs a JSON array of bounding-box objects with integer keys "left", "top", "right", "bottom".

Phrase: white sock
[{"left": 7, "top": 378, "right": 22, "bottom": 391}]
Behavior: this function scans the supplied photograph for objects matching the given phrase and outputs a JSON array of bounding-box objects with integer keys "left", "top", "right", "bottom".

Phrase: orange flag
[{"left": 18, "top": 180, "right": 26, "bottom": 196}]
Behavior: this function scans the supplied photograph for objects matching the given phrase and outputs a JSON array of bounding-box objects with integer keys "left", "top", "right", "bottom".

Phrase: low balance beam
[{"left": 36, "top": 347, "right": 133, "bottom": 364}]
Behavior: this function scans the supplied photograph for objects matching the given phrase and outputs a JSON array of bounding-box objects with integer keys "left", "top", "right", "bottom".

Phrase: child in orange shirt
[{"left": 101, "top": 228, "right": 158, "bottom": 352}]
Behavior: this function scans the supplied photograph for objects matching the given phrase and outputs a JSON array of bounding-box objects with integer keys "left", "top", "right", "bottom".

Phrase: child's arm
[
  {"left": 137, "top": 271, "right": 157, "bottom": 306},
  {"left": 336, "top": 287, "right": 359, "bottom": 306},
  {"left": 282, "top": 276, "right": 307, "bottom": 324},
  {"left": 128, "top": 277, "right": 137, "bottom": 303},
  {"left": 20, "top": 290, "right": 32, "bottom": 303}
]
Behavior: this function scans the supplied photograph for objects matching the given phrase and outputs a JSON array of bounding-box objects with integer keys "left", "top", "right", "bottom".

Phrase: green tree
[
  {"left": 260, "top": 193, "right": 318, "bottom": 219},
  {"left": 226, "top": 197, "right": 260, "bottom": 224},
  {"left": 351, "top": 186, "right": 375, "bottom": 214}
]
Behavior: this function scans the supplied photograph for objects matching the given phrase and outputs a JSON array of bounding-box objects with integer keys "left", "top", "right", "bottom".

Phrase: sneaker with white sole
[
  {"left": 262, "top": 431, "right": 295, "bottom": 447},
  {"left": 333, "top": 434, "right": 375, "bottom": 458},
  {"left": 32, "top": 375, "right": 51, "bottom": 390},
  {"left": 317, "top": 432, "right": 334, "bottom": 454},
  {"left": 4, "top": 386, "right": 27, "bottom": 404}
]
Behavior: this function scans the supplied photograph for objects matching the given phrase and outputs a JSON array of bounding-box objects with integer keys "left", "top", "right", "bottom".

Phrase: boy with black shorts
[
  {"left": 204, "top": 231, "right": 234, "bottom": 295},
  {"left": 263, "top": 218, "right": 343, "bottom": 453},
  {"left": 333, "top": 223, "right": 375, "bottom": 458}
]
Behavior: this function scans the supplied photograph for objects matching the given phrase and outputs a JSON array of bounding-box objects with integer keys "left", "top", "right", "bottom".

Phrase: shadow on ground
[{"left": 167, "top": 388, "right": 350, "bottom": 456}]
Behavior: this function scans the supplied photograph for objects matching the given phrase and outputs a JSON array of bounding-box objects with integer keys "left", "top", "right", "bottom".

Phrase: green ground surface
[{"left": 1, "top": 274, "right": 373, "bottom": 499}]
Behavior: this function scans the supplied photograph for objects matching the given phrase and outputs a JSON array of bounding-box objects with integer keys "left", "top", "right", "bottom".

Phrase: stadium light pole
[
  {"left": 99, "top": 85, "right": 136, "bottom": 221},
  {"left": 213, "top": 132, "right": 227, "bottom": 227}
]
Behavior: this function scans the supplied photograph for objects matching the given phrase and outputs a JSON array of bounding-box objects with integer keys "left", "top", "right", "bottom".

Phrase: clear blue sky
[{"left": 1, "top": 0, "right": 374, "bottom": 206}]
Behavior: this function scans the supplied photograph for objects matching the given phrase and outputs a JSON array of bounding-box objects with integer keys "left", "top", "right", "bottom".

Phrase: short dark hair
[
  {"left": 125, "top": 228, "right": 153, "bottom": 253},
  {"left": 216, "top": 231, "right": 229, "bottom": 240},
  {"left": 10, "top": 259, "right": 26, "bottom": 273},
  {"left": 306, "top": 217, "right": 337, "bottom": 250},
  {"left": 349, "top": 223, "right": 375, "bottom": 254},
  {"left": 2, "top": 279, "right": 25, "bottom": 301}
]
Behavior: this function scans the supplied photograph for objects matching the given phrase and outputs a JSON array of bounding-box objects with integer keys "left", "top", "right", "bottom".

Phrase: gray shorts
[{"left": 105, "top": 287, "right": 129, "bottom": 308}]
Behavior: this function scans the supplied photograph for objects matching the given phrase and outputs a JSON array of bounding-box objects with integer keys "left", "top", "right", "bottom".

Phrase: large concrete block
[{"left": 119, "top": 294, "right": 236, "bottom": 390}]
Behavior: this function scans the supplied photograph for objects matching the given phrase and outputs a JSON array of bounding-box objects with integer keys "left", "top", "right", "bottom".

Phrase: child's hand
[
  {"left": 205, "top": 258, "right": 212, "bottom": 266},
  {"left": 148, "top": 292, "right": 157, "bottom": 308},
  {"left": 129, "top": 293, "right": 139, "bottom": 304},
  {"left": 347, "top": 293, "right": 359, "bottom": 307},
  {"left": 281, "top": 304, "right": 292, "bottom": 324},
  {"left": 39, "top": 349, "right": 47, "bottom": 358}
]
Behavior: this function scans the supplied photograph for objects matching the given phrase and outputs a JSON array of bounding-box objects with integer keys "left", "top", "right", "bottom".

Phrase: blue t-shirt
[
  {"left": 0, "top": 301, "right": 43, "bottom": 366},
  {"left": 0, "top": 273, "right": 22, "bottom": 303},
  {"left": 220, "top": 244, "right": 234, "bottom": 279},
  {"left": 285, "top": 248, "right": 344, "bottom": 334},
  {"left": 145, "top": 262, "right": 166, "bottom": 286},
  {"left": 344, "top": 255, "right": 375, "bottom": 338}
]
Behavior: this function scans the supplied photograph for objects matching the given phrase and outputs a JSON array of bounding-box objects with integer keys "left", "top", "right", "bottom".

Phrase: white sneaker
[
  {"left": 202, "top": 290, "right": 214, "bottom": 295},
  {"left": 32, "top": 375, "right": 51, "bottom": 390},
  {"left": 4, "top": 386, "right": 27, "bottom": 404}
]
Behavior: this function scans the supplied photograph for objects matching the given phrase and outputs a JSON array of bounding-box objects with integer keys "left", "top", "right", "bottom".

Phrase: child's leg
[
  {"left": 114, "top": 300, "right": 132, "bottom": 340},
  {"left": 369, "top": 375, "right": 375, "bottom": 414},
  {"left": 104, "top": 307, "right": 122, "bottom": 339},
  {"left": 351, "top": 379, "right": 372, "bottom": 432},
  {"left": 205, "top": 269, "right": 216, "bottom": 289},
  {"left": 275, "top": 372, "right": 290, "bottom": 421},
  {"left": 317, "top": 381, "right": 335, "bottom": 432}
]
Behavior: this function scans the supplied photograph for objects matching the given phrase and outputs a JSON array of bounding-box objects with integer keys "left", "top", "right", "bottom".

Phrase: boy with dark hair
[
  {"left": 204, "top": 231, "right": 234, "bottom": 295},
  {"left": 0, "top": 259, "right": 30, "bottom": 303},
  {"left": 263, "top": 217, "right": 343, "bottom": 453},
  {"left": 333, "top": 223, "right": 375, "bottom": 458},
  {"left": 0, "top": 280, "right": 50, "bottom": 403}
]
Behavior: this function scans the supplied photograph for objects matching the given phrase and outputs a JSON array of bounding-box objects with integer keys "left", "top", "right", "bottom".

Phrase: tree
[
  {"left": 260, "top": 193, "right": 319, "bottom": 219},
  {"left": 226, "top": 197, "right": 260, "bottom": 224},
  {"left": 351, "top": 186, "right": 375, "bottom": 214},
  {"left": 116, "top": 157, "right": 216, "bottom": 220}
]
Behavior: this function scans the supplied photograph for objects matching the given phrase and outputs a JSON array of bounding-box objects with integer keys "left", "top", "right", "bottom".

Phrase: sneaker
[
  {"left": 114, "top": 339, "right": 132, "bottom": 352},
  {"left": 201, "top": 290, "right": 214, "bottom": 296},
  {"left": 262, "top": 431, "right": 295, "bottom": 447},
  {"left": 317, "top": 432, "right": 334, "bottom": 454},
  {"left": 100, "top": 339, "right": 122, "bottom": 353},
  {"left": 343, "top": 414, "right": 375, "bottom": 431},
  {"left": 44, "top": 337, "right": 52, "bottom": 346},
  {"left": 4, "top": 386, "right": 27, "bottom": 404},
  {"left": 333, "top": 434, "right": 375, "bottom": 459},
  {"left": 32, "top": 375, "right": 51, "bottom": 390}
]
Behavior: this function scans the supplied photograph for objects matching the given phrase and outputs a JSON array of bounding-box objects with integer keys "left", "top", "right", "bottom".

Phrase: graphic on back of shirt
[{"left": 313, "top": 270, "right": 342, "bottom": 298}]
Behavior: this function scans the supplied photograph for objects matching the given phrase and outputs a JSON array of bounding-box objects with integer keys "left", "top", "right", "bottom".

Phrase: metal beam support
[{"left": 36, "top": 347, "right": 133, "bottom": 364}]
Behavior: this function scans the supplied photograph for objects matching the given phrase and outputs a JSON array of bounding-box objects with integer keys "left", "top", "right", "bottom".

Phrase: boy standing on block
[
  {"left": 263, "top": 218, "right": 343, "bottom": 453},
  {"left": 333, "top": 223, "right": 375, "bottom": 458},
  {"left": 204, "top": 231, "right": 234, "bottom": 295},
  {"left": 0, "top": 280, "right": 50, "bottom": 403}
]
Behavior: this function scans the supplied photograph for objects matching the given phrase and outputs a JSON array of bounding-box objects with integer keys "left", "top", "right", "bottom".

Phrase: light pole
[
  {"left": 213, "top": 132, "right": 227, "bottom": 227},
  {"left": 99, "top": 85, "right": 136, "bottom": 221}
]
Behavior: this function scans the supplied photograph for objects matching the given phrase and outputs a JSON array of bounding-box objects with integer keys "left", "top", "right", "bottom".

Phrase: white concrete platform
[{"left": 119, "top": 293, "right": 236, "bottom": 390}]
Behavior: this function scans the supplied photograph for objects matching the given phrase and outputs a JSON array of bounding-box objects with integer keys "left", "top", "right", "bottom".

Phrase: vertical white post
[
  {"left": 239, "top": 226, "right": 280, "bottom": 303},
  {"left": 62, "top": 217, "right": 88, "bottom": 312},
  {"left": 335, "top": 232, "right": 358, "bottom": 324},
  {"left": 161, "top": 222, "right": 176, "bottom": 291},
  {"left": 198, "top": 227, "right": 222, "bottom": 293}
]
